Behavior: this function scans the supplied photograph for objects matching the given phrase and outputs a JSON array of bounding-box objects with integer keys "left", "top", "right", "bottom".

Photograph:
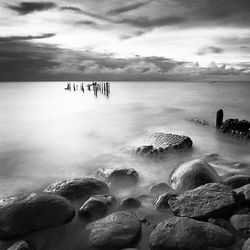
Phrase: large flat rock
[
  {"left": 129, "top": 132, "right": 192, "bottom": 158},
  {"left": 88, "top": 211, "right": 141, "bottom": 249},
  {"left": 0, "top": 193, "right": 75, "bottom": 240},
  {"left": 149, "top": 217, "right": 234, "bottom": 250},
  {"left": 168, "top": 183, "right": 237, "bottom": 220}
]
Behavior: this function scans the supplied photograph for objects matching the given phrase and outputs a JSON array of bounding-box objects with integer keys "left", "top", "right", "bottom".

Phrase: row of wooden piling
[{"left": 65, "top": 82, "right": 110, "bottom": 97}]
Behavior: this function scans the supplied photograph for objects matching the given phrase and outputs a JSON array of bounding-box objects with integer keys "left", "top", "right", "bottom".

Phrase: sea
[{"left": 0, "top": 81, "right": 250, "bottom": 249}]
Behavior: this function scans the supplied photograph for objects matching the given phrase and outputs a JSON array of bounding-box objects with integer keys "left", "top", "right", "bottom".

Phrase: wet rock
[
  {"left": 7, "top": 241, "right": 31, "bottom": 250},
  {"left": 154, "top": 192, "right": 177, "bottom": 210},
  {"left": 169, "top": 159, "right": 221, "bottom": 193},
  {"left": 88, "top": 211, "right": 141, "bottom": 249},
  {"left": 0, "top": 193, "right": 75, "bottom": 240},
  {"left": 190, "top": 118, "right": 209, "bottom": 126},
  {"left": 119, "top": 197, "right": 141, "bottom": 210},
  {"left": 243, "top": 238, "right": 250, "bottom": 250},
  {"left": 44, "top": 177, "right": 109, "bottom": 200},
  {"left": 230, "top": 214, "right": 250, "bottom": 234},
  {"left": 235, "top": 184, "right": 250, "bottom": 202},
  {"left": 79, "top": 194, "right": 116, "bottom": 220},
  {"left": 96, "top": 168, "right": 139, "bottom": 190},
  {"left": 148, "top": 183, "right": 175, "bottom": 198},
  {"left": 224, "top": 175, "right": 250, "bottom": 189},
  {"left": 168, "top": 183, "right": 237, "bottom": 220},
  {"left": 149, "top": 217, "right": 234, "bottom": 250},
  {"left": 130, "top": 132, "right": 193, "bottom": 159}
]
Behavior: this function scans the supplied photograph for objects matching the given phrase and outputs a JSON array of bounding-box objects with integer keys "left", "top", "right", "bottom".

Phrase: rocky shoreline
[{"left": 1, "top": 158, "right": 250, "bottom": 250}]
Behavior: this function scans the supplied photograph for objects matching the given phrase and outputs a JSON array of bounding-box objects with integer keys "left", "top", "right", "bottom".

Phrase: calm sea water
[
  {"left": 0, "top": 81, "right": 250, "bottom": 249},
  {"left": 0, "top": 81, "right": 250, "bottom": 198}
]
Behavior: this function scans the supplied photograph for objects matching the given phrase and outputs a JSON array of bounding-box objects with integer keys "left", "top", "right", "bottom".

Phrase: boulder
[
  {"left": 169, "top": 159, "right": 221, "bottom": 193},
  {"left": 235, "top": 184, "right": 250, "bottom": 202},
  {"left": 130, "top": 132, "right": 192, "bottom": 158},
  {"left": 88, "top": 211, "right": 141, "bottom": 249},
  {"left": 154, "top": 192, "right": 177, "bottom": 210},
  {"left": 243, "top": 238, "right": 250, "bottom": 250},
  {"left": 79, "top": 194, "right": 116, "bottom": 220},
  {"left": 96, "top": 168, "right": 139, "bottom": 190},
  {"left": 43, "top": 177, "right": 109, "bottom": 200},
  {"left": 119, "top": 198, "right": 141, "bottom": 210},
  {"left": 168, "top": 183, "right": 237, "bottom": 220},
  {"left": 148, "top": 183, "right": 174, "bottom": 198},
  {"left": 7, "top": 241, "right": 31, "bottom": 250},
  {"left": 224, "top": 175, "right": 250, "bottom": 189},
  {"left": 230, "top": 214, "right": 250, "bottom": 234},
  {"left": 0, "top": 193, "right": 75, "bottom": 240},
  {"left": 149, "top": 217, "right": 234, "bottom": 250}
]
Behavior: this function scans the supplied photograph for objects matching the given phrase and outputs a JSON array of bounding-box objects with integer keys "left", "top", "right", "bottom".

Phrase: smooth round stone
[
  {"left": 148, "top": 183, "right": 174, "bottom": 198},
  {"left": 43, "top": 177, "right": 109, "bottom": 200},
  {"left": 119, "top": 197, "right": 141, "bottom": 210},
  {"left": 230, "top": 214, "right": 250, "bottom": 234},
  {"left": 88, "top": 211, "right": 141, "bottom": 249},
  {"left": 7, "top": 241, "right": 31, "bottom": 250},
  {"left": 149, "top": 217, "right": 234, "bottom": 250},
  {"left": 169, "top": 159, "right": 221, "bottom": 193},
  {"left": 154, "top": 192, "right": 177, "bottom": 210},
  {"left": 79, "top": 194, "right": 116, "bottom": 220},
  {"left": 0, "top": 193, "right": 75, "bottom": 240},
  {"left": 243, "top": 238, "right": 250, "bottom": 250},
  {"left": 96, "top": 168, "right": 139, "bottom": 190},
  {"left": 224, "top": 175, "right": 250, "bottom": 189}
]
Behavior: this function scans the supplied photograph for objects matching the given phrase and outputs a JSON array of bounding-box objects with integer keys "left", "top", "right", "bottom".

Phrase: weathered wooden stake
[{"left": 216, "top": 109, "right": 224, "bottom": 128}]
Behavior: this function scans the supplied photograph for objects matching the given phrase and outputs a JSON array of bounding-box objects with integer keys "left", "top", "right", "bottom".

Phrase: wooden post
[{"left": 216, "top": 109, "right": 224, "bottom": 128}]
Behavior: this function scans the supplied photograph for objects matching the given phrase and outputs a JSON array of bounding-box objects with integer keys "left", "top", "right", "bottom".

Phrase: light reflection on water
[
  {"left": 0, "top": 81, "right": 250, "bottom": 249},
  {"left": 0, "top": 81, "right": 250, "bottom": 198}
]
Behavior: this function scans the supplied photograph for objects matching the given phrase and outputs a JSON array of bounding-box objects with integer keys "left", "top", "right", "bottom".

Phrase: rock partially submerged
[
  {"left": 7, "top": 241, "right": 31, "bottom": 250},
  {"left": 130, "top": 132, "right": 192, "bottom": 158},
  {"left": 119, "top": 197, "right": 141, "bottom": 210},
  {"left": 168, "top": 183, "right": 237, "bottom": 220},
  {"left": 44, "top": 177, "right": 109, "bottom": 200},
  {"left": 149, "top": 217, "right": 234, "bottom": 250},
  {"left": 0, "top": 193, "right": 75, "bottom": 240},
  {"left": 224, "top": 175, "right": 250, "bottom": 189},
  {"left": 169, "top": 159, "right": 221, "bottom": 193},
  {"left": 230, "top": 214, "right": 250, "bottom": 234},
  {"left": 220, "top": 119, "right": 250, "bottom": 140},
  {"left": 96, "top": 168, "right": 139, "bottom": 190},
  {"left": 79, "top": 194, "right": 116, "bottom": 220},
  {"left": 148, "top": 183, "right": 174, "bottom": 198},
  {"left": 88, "top": 211, "right": 141, "bottom": 249}
]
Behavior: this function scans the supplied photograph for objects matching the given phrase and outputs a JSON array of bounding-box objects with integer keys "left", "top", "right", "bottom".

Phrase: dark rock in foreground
[
  {"left": 119, "top": 197, "right": 141, "bottom": 210},
  {"left": 7, "top": 241, "right": 31, "bottom": 250},
  {"left": 96, "top": 168, "right": 139, "bottom": 190},
  {"left": 44, "top": 177, "right": 109, "bottom": 200},
  {"left": 130, "top": 132, "right": 193, "bottom": 158},
  {"left": 224, "top": 175, "right": 250, "bottom": 189},
  {"left": 0, "top": 193, "right": 75, "bottom": 240},
  {"left": 168, "top": 183, "right": 237, "bottom": 220},
  {"left": 169, "top": 159, "right": 221, "bottom": 193},
  {"left": 149, "top": 217, "right": 234, "bottom": 250},
  {"left": 79, "top": 194, "right": 116, "bottom": 220},
  {"left": 88, "top": 211, "right": 141, "bottom": 249},
  {"left": 148, "top": 183, "right": 174, "bottom": 198},
  {"left": 243, "top": 238, "right": 250, "bottom": 250}
]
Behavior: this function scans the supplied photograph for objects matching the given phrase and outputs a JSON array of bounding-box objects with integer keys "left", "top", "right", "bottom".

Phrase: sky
[{"left": 0, "top": 0, "right": 250, "bottom": 81}]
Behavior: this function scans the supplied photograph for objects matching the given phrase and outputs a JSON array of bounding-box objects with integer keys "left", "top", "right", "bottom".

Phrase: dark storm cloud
[
  {"left": 0, "top": 33, "right": 56, "bottom": 43},
  {"left": 197, "top": 46, "right": 224, "bottom": 56},
  {"left": 107, "top": 2, "right": 149, "bottom": 15},
  {"left": 8, "top": 1, "right": 56, "bottom": 15},
  {"left": 117, "top": 16, "right": 185, "bottom": 28}
]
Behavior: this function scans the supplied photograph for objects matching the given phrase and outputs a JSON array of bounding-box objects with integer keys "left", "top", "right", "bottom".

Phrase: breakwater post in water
[{"left": 216, "top": 109, "right": 224, "bottom": 128}]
